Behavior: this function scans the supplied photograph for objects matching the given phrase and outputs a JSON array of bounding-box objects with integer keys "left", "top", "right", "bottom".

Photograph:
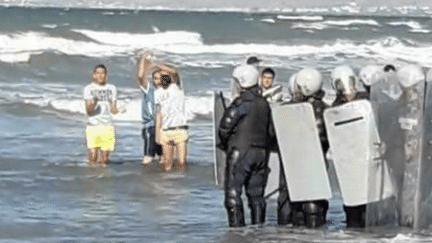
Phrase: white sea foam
[
  {"left": 410, "top": 29, "right": 430, "bottom": 33},
  {"left": 324, "top": 19, "right": 380, "bottom": 27},
  {"left": 151, "top": 26, "right": 160, "bottom": 33},
  {"left": 72, "top": 29, "right": 203, "bottom": 47},
  {"left": 260, "top": 18, "right": 275, "bottom": 24},
  {"left": 295, "top": 8, "right": 329, "bottom": 13},
  {"left": 387, "top": 20, "right": 422, "bottom": 29},
  {"left": 291, "top": 23, "right": 327, "bottom": 30},
  {"left": 0, "top": 0, "right": 430, "bottom": 17},
  {"left": 0, "top": 82, "right": 213, "bottom": 122},
  {"left": 41, "top": 24, "right": 58, "bottom": 29},
  {"left": 277, "top": 15, "right": 323, "bottom": 21},
  {"left": 1, "top": 30, "right": 432, "bottom": 68},
  {"left": 0, "top": 30, "right": 203, "bottom": 63}
]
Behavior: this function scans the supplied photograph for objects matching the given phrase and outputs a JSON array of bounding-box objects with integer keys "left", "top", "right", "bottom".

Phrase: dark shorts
[{"left": 142, "top": 126, "right": 162, "bottom": 157}]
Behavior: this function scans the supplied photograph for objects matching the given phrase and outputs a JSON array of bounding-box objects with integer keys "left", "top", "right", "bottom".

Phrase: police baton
[{"left": 219, "top": 91, "right": 226, "bottom": 110}]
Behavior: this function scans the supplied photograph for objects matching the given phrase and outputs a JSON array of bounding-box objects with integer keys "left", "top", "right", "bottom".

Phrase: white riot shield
[
  {"left": 324, "top": 100, "right": 394, "bottom": 207},
  {"left": 213, "top": 92, "right": 279, "bottom": 197},
  {"left": 271, "top": 102, "right": 331, "bottom": 202},
  {"left": 413, "top": 70, "right": 431, "bottom": 229},
  {"left": 213, "top": 91, "right": 227, "bottom": 189},
  {"left": 265, "top": 152, "right": 281, "bottom": 199},
  {"left": 367, "top": 73, "right": 405, "bottom": 228}
]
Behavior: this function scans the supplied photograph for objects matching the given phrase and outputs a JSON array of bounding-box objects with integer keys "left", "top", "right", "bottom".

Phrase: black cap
[{"left": 246, "top": 56, "right": 262, "bottom": 64}]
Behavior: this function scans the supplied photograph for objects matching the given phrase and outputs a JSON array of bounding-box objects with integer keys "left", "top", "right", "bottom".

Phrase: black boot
[
  {"left": 250, "top": 202, "right": 266, "bottom": 225},
  {"left": 292, "top": 210, "right": 305, "bottom": 226},
  {"left": 344, "top": 205, "right": 366, "bottom": 228},
  {"left": 291, "top": 202, "right": 305, "bottom": 226},
  {"left": 277, "top": 198, "right": 292, "bottom": 225},
  {"left": 226, "top": 205, "right": 245, "bottom": 227}
]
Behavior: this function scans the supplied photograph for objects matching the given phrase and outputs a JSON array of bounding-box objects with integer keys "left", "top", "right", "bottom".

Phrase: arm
[
  {"left": 109, "top": 85, "right": 119, "bottom": 114},
  {"left": 137, "top": 54, "right": 155, "bottom": 89},
  {"left": 84, "top": 86, "right": 98, "bottom": 115},
  {"left": 153, "top": 62, "right": 177, "bottom": 76},
  {"left": 110, "top": 101, "right": 119, "bottom": 114},
  {"left": 152, "top": 61, "right": 180, "bottom": 85},
  {"left": 85, "top": 98, "right": 98, "bottom": 115},
  {"left": 218, "top": 99, "right": 248, "bottom": 149}
]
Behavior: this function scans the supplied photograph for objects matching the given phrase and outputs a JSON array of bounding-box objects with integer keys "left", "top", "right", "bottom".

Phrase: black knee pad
[
  {"left": 302, "top": 202, "right": 324, "bottom": 214},
  {"left": 302, "top": 202, "right": 326, "bottom": 228},
  {"left": 225, "top": 188, "right": 242, "bottom": 208}
]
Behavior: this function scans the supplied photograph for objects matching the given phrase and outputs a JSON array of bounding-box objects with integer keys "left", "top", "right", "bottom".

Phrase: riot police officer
[
  {"left": 278, "top": 68, "right": 329, "bottom": 227},
  {"left": 331, "top": 65, "right": 368, "bottom": 228},
  {"left": 218, "top": 64, "right": 275, "bottom": 227}
]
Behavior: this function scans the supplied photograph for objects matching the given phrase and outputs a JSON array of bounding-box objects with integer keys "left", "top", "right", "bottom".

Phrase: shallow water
[{"left": 1, "top": 156, "right": 431, "bottom": 242}]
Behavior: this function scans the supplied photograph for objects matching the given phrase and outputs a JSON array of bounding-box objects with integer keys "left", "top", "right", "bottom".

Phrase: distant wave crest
[{"left": 0, "top": 30, "right": 432, "bottom": 67}]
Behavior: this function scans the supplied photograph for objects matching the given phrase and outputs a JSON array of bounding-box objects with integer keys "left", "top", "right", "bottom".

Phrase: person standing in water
[
  {"left": 155, "top": 74, "right": 189, "bottom": 172},
  {"left": 218, "top": 64, "right": 275, "bottom": 227},
  {"left": 84, "top": 64, "right": 119, "bottom": 167}
]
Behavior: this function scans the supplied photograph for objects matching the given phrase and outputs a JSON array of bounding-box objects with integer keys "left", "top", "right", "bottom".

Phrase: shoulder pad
[{"left": 233, "top": 97, "right": 243, "bottom": 106}]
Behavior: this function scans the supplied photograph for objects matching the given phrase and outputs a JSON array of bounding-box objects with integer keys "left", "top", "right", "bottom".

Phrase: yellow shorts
[
  {"left": 86, "top": 125, "right": 115, "bottom": 151},
  {"left": 160, "top": 127, "right": 189, "bottom": 146}
]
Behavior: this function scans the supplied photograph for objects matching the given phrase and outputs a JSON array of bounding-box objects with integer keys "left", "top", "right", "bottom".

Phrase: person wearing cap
[
  {"left": 218, "top": 64, "right": 275, "bottom": 227},
  {"left": 246, "top": 56, "right": 262, "bottom": 68}
]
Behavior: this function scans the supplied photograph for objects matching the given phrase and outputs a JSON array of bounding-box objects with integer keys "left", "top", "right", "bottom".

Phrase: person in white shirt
[
  {"left": 260, "top": 67, "right": 283, "bottom": 103},
  {"left": 84, "top": 64, "right": 119, "bottom": 166},
  {"left": 155, "top": 75, "right": 188, "bottom": 172},
  {"left": 136, "top": 52, "right": 180, "bottom": 165}
]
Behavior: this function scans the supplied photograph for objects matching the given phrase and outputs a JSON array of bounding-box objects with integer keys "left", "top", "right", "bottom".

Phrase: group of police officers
[{"left": 217, "top": 58, "right": 428, "bottom": 229}]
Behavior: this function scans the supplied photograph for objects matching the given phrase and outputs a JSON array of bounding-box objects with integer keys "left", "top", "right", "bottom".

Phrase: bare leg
[
  {"left": 100, "top": 150, "right": 111, "bottom": 166},
  {"left": 88, "top": 148, "right": 100, "bottom": 167},
  {"left": 176, "top": 141, "right": 187, "bottom": 172},
  {"left": 161, "top": 143, "right": 175, "bottom": 171}
]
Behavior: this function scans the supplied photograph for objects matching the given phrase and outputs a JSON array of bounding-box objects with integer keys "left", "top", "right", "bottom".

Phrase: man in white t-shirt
[
  {"left": 84, "top": 64, "right": 119, "bottom": 167},
  {"left": 155, "top": 75, "right": 188, "bottom": 172},
  {"left": 136, "top": 52, "right": 179, "bottom": 165},
  {"left": 260, "top": 67, "right": 283, "bottom": 103}
]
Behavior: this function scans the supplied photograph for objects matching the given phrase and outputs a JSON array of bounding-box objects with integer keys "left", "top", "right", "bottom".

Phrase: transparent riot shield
[
  {"left": 271, "top": 102, "right": 331, "bottom": 202},
  {"left": 213, "top": 91, "right": 227, "bottom": 189},
  {"left": 413, "top": 70, "right": 431, "bottom": 230},
  {"left": 399, "top": 70, "right": 425, "bottom": 227},
  {"left": 324, "top": 100, "right": 394, "bottom": 208},
  {"left": 368, "top": 67, "right": 426, "bottom": 228},
  {"left": 367, "top": 72, "right": 404, "bottom": 228}
]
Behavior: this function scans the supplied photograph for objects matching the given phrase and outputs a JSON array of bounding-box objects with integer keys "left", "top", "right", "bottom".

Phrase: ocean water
[{"left": 1, "top": 3, "right": 432, "bottom": 242}]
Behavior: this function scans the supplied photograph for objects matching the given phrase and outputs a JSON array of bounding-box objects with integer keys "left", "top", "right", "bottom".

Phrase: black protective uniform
[
  {"left": 218, "top": 85, "right": 274, "bottom": 227},
  {"left": 277, "top": 90, "right": 329, "bottom": 227}
]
